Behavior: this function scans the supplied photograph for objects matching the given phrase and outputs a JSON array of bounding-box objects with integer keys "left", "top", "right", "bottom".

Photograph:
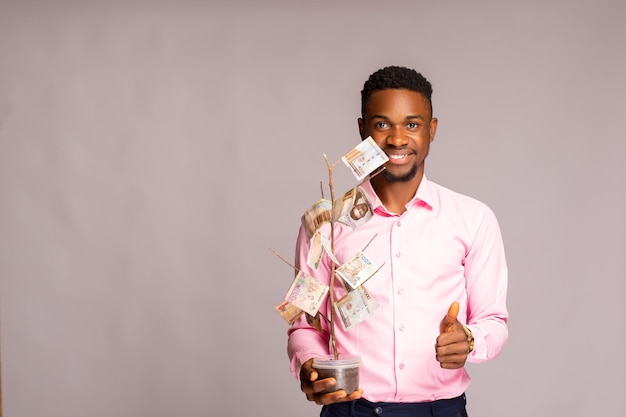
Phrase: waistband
[{"left": 322, "top": 393, "right": 467, "bottom": 417}]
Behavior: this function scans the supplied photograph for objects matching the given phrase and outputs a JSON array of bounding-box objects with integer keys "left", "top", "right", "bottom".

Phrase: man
[{"left": 287, "top": 66, "right": 508, "bottom": 417}]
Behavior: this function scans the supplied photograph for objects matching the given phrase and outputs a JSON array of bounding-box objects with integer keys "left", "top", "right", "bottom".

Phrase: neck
[{"left": 370, "top": 171, "right": 424, "bottom": 215}]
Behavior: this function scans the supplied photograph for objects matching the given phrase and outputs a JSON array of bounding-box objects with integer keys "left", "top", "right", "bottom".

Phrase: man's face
[{"left": 358, "top": 89, "right": 437, "bottom": 183}]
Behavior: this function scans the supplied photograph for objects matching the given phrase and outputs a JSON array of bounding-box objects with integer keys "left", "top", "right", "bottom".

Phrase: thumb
[{"left": 440, "top": 301, "right": 460, "bottom": 333}]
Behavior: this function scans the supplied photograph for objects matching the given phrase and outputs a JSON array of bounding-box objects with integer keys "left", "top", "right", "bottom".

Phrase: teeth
[{"left": 389, "top": 154, "right": 409, "bottom": 159}]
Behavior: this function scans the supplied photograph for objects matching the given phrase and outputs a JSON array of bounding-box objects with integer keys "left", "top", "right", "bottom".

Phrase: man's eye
[
  {"left": 408, "top": 122, "right": 419, "bottom": 129},
  {"left": 375, "top": 122, "right": 389, "bottom": 129}
]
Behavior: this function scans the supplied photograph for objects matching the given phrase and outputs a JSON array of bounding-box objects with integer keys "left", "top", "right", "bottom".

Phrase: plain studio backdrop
[{"left": 0, "top": 1, "right": 624, "bottom": 416}]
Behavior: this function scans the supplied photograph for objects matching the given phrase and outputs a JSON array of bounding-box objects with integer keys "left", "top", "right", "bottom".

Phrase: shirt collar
[{"left": 360, "top": 174, "right": 436, "bottom": 217}]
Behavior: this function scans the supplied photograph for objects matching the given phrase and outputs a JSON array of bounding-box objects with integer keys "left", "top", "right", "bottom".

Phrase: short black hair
[{"left": 361, "top": 66, "right": 433, "bottom": 118}]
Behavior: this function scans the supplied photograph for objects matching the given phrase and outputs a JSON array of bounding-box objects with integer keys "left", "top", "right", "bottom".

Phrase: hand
[
  {"left": 299, "top": 358, "right": 363, "bottom": 405},
  {"left": 435, "top": 301, "right": 470, "bottom": 369}
]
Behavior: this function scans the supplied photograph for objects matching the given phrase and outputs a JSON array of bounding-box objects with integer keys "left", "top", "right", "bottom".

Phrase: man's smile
[{"left": 386, "top": 151, "right": 415, "bottom": 163}]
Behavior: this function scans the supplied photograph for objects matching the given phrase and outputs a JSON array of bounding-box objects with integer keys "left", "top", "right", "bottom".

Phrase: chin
[{"left": 381, "top": 165, "right": 418, "bottom": 183}]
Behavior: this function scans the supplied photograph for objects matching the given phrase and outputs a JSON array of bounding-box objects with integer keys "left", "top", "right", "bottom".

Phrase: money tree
[{"left": 274, "top": 137, "right": 388, "bottom": 360}]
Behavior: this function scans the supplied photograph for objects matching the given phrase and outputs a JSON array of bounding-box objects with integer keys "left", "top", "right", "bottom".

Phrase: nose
[{"left": 386, "top": 125, "right": 408, "bottom": 147}]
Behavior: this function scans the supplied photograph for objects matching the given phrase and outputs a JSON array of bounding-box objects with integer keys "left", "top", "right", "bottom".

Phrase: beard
[{"left": 380, "top": 163, "right": 418, "bottom": 183}]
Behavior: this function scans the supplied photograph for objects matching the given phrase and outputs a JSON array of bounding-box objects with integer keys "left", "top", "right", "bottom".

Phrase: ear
[
  {"left": 429, "top": 117, "right": 438, "bottom": 143},
  {"left": 357, "top": 118, "right": 367, "bottom": 140}
]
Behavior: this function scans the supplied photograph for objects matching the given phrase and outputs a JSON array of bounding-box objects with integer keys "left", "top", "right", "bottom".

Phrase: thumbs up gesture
[{"left": 435, "top": 302, "right": 471, "bottom": 369}]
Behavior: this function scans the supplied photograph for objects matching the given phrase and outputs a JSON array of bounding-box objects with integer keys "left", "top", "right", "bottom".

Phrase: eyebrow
[{"left": 369, "top": 114, "right": 426, "bottom": 121}]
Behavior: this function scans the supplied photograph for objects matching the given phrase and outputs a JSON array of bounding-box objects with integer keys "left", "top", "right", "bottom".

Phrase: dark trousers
[{"left": 320, "top": 393, "right": 468, "bottom": 417}]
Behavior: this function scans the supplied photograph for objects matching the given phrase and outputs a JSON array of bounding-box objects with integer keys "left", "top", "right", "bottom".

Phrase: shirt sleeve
[
  {"left": 286, "top": 224, "right": 332, "bottom": 379},
  {"left": 464, "top": 206, "right": 509, "bottom": 363}
]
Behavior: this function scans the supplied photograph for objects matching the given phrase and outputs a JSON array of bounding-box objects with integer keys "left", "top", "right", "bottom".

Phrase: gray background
[{"left": 1, "top": 1, "right": 624, "bottom": 416}]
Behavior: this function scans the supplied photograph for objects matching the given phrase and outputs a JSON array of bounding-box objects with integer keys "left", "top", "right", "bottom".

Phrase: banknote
[
  {"left": 301, "top": 199, "right": 332, "bottom": 239},
  {"left": 307, "top": 230, "right": 325, "bottom": 270},
  {"left": 275, "top": 300, "right": 304, "bottom": 324},
  {"left": 336, "top": 252, "right": 380, "bottom": 289},
  {"left": 341, "top": 136, "right": 389, "bottom": 181},
  {"left": 333, "top": 186, "right": 373, "bottom": 230},
  {"left": 335, "top": 286, "right": 379, "bottom": 330},
  {"left": 319, "top": 231, "right": 340, "bottom": 265},
  {"left": 307, "top": 229, "right": 340, "bottom": 269},
  {"left": 284, "top": 271, "right": 329, "bottom": 316}
]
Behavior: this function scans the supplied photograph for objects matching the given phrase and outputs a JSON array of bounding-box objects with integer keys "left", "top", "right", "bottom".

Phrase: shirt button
[
  {"left": 397, "top": 288, "right": 405, "bottom": 295},
  {"left": 396, "top": 220, "right": 401, "bottom": 227},
  {"left": 399, "top": 324, "right": 405, "bottom": 331},
  {"left": 399, "top": 363, "right": 405, "bottom": 370},
  {"left": 374, "top": 406, "right": 383, "bottom": 414},
  {"left": 395, "top": 252, "right": 401, "bottom": 258}
]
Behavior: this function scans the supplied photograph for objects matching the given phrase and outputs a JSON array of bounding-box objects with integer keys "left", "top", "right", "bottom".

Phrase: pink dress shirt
[{"left": 287, "top": 176, "right": 508, "bottom": 403}]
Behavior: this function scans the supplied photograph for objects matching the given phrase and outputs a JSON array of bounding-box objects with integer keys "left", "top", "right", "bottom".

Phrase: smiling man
[{"left": 287, "top": 66, "right": 509, "bottom": 417}]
